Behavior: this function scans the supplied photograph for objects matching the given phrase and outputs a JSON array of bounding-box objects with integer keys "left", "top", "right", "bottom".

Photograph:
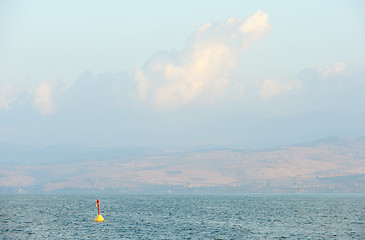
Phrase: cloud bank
[
  {"left": 0, "top": 11, "right": 362, "bottom": 117},
  {"left": 0, "top": 11, "right": 364, "bottom": 147}
]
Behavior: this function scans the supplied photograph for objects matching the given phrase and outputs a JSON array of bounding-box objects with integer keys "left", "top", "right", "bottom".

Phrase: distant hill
[{"left": 1, "top": 137, "right": 364, "bottom": 193}]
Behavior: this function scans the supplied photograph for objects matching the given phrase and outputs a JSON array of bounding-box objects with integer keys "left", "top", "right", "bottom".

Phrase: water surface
[{"left": 1, "top": 194, "right": 364, "bottom": 239}]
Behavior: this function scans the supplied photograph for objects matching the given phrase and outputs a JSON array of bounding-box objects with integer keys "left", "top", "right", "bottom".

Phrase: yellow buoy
[
  {"left": 94, "top": 214, "right": 105, "bottom": 222},
  {"left": 94, "top": 199, "right": 105, "bottom": 222}
]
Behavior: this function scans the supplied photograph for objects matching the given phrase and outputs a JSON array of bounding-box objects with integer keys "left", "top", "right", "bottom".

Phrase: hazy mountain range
[{"left": 1, "top": 136, "right": 364, "bottom": 193}]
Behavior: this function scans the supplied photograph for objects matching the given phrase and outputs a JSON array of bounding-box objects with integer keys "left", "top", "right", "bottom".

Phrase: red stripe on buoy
[{"left": 96, "top": 199, "right": 100, "bottom": 215}]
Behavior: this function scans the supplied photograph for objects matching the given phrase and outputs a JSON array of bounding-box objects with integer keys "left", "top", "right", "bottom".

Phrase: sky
[{"left": 1, "top": 0, "right": 365, "bottom": 148}]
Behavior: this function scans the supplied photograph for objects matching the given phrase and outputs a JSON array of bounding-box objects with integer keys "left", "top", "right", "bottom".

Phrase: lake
[{"left": 1, "top": 194, "right": 364, "bottom": 239}]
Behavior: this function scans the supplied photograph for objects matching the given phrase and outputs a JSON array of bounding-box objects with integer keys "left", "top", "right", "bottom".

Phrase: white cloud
[
  {"left": 317, "top": 62, "right": 346, "bottom": 78},
  {"left": 0, "top": 84, "right": 29, "bottom": 110},
  {"left": 134, "top": 10, "right": 271, "bottom": 109},
  {"left": 259, "top": 79, "right": 295, "bottom": 99},
  {"left": 153, "top": 43, "right": 235, "bottom": 108},
  {"left": 0, "top": 85, "right": 17, "bottom": 109},
  {"left": 33, "top": 81, "right": 54, "bottom": 115},
  {"left": 240, "top": 10, "right": 272, "bottom": 50}
]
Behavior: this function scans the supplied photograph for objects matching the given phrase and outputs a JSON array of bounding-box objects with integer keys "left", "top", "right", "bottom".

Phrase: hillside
[{"left": 1, "top": 137, "right": 364, "bottom": 193}]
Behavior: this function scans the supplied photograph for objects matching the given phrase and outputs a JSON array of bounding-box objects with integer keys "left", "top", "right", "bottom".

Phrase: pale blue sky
[
  {"left": 0, "top": 0, "right": 364, "bottom": 148},
  {"left": 1, "top": 0, "right": 364, "bottom": 85}
]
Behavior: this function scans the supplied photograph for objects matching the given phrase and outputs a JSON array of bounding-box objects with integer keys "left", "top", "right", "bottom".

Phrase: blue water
[{"left": 1, "top": 194, "right": 364, "bottom": 239}]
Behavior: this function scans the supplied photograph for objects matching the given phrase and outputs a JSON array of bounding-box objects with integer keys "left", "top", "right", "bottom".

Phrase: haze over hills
[{"left": 0, "top": 136, "right": 364, "bottom": 193}]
